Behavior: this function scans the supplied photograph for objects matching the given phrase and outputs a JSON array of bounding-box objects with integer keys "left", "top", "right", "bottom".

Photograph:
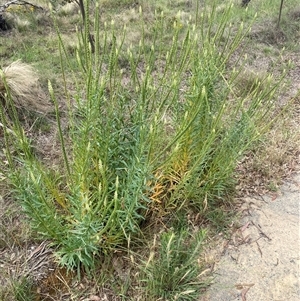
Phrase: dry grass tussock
[
  {"left": 0, "top": 60, "right": 52, "bottom": 113},
  {"left": 3, "top": 12, "right": 31, "bottom": 30}
]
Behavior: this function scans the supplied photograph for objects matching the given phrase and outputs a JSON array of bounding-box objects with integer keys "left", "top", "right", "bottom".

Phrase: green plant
[
  {"left": 1, "top": 0, "right": 286, "bottom": 273},
  {"left": 147, "top": 4, "right": 284, "bottom": 213},
  {"left": 12, "top": 277, "right": 36, "bottom": 301},
  {"left": 142, "top": 229, "right": 207, "bottom": 300}
]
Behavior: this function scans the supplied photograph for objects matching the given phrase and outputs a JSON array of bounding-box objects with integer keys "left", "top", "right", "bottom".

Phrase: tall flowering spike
[
  {"left": 48, "top": 80, "right": 54, "bottom": 96},
  {"left": 201, "top": 86, "right": 206, "bottom": 97},
  {"left": 114, "top": 176, "right": 119, "bottom": 200}
]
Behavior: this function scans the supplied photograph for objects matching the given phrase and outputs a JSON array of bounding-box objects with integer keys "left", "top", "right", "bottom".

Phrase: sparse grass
[
  {"left": 12, "top": 277, "right": 36, "bottom": 301},
  {"left": 141, "top": 229, "right": 207, "bottom": 300},
  {"left": 0, "top": 0, "right": 299, "bottom": 300},
  {"left": 0, "top": 197, "right": 34, "bottom": 301},
  {"left": 236, "top": 95, "right": 300, "bottom": 195}
]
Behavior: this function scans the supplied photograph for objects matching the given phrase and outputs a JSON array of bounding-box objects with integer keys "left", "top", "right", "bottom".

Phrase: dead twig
[
  {"left": 277, "top": 0, "right": 284, "bottom": 28},
  {"left": 240, "top": 221, "right": 251, "bottom": 232},
  {"left": 251, "top": 221, "right": 272, "bottom": 241},
  {"left": 235, "top": 283, "right": 254, "bottom": 301},
  {"left": 241, "top": 286, "right": 251, "bottom": 301},
  {"left": 256, "top": 241, "right": 262, "bottom": 257}
]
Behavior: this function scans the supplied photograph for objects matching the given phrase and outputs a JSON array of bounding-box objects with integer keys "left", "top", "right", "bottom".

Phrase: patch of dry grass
[
  {"left": 236, "top": 95, "right": 300, "bottom": 195},
  {"left": 0, "top": 194, "right": 33, "bottom": 300},
  {"left": 0, "top": 60, "right": 52, "bottom": 114}
]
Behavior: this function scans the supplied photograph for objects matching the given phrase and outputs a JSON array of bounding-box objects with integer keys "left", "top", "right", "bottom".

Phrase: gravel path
[{"left": 201, "top": 172, "right": 300, "bottom": 301}]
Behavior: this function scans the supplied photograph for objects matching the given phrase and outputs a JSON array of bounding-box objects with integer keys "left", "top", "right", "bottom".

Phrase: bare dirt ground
[{"left": 200, "top": 171, "right": 300, "bottom": 301}]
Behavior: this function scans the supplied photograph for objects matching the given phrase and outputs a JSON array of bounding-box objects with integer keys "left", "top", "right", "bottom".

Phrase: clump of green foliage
[
  {"left": 0, "top": 0, "right": 283, "bottom": 274},
  {"left": 141, "top": 229, "right": 207, "bottom": 300}
]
